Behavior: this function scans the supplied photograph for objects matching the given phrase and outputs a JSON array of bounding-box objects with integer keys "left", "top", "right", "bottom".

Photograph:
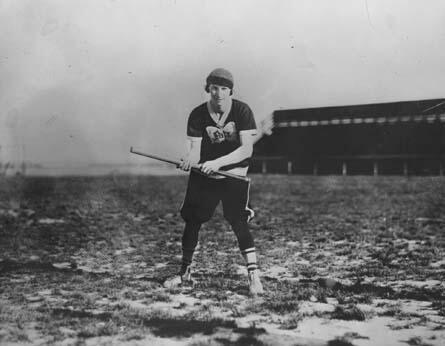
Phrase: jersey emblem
[{"left": 206, "top": 122, "right": 237, "bottom": 144}]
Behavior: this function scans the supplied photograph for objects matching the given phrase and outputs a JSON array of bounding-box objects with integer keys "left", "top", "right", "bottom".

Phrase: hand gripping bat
[{"left": 129, "top": 147, "right": 250, "bottom": 183}]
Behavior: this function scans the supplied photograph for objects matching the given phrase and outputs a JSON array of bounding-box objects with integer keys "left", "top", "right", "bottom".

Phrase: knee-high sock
[
  {"left": 231, "top": 220, "right": 254, "bottom": 251},
  {"left": 241, "top": 247, "right": 258, "bottom": 272},
  {"left": 231, "top": 220, "right": 257, "bottom": 272},
  {"left": 181, "top": 222, "right": 201, "bottom": 273}
]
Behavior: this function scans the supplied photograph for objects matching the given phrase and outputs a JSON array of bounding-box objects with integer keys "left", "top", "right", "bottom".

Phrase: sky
[{"left": 1, "top": 0, "right": 445, "bottom": 167}]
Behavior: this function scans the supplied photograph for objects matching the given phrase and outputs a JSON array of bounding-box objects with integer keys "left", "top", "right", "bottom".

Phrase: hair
[{"left": 205, "top": 84, "right": 233, "bottom": 95}]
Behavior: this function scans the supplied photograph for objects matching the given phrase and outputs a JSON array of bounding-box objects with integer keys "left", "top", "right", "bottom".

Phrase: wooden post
[
  {"left": 373, "top": 161, "right": 378, "bottom": 176},
  {"left": 262, "top": 160, "right": 267, "bottom": 174},
  {"left": 313, "top": 162, "right": 318, "bottom": 176},
  {"left": 287, "top": 161, "right": 292, "bottom": 174},
  {"left": 21, "top": 161, "right": 27, "bottom": 176},
  {"left": 403, "top": 161, "right": 408, "bottom": 176},
  {"left": 342, "top": 162, "right": 347, "bottom": 176}
]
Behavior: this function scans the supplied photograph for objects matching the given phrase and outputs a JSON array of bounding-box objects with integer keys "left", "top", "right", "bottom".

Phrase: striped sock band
[
  {"left": 242, "top": 247, "right": 258, "bottom": 272},
  {"left": 247, "top": 263, "right": 258, "bottom": 272},
  {"left": 241, "top": 247, "right": 256, "bottom": 256}
]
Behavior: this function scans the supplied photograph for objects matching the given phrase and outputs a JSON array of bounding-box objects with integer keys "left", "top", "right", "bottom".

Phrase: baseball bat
[{"left": 130, "top": 147, "right": 250, "bottom": 182}]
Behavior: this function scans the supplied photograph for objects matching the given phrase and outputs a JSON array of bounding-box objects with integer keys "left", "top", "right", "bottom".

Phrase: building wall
[{"left": 252, "top": 122, "right": 445, "bottom": 175}]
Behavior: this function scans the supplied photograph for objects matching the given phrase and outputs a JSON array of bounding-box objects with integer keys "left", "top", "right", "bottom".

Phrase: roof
[{"left": 274, "top": 98, "right": 445, "bottom": 126}]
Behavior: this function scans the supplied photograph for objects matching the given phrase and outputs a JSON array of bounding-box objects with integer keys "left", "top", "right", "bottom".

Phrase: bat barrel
[{"left": 130, "top": 148, "right": 179, "bottom": 166}]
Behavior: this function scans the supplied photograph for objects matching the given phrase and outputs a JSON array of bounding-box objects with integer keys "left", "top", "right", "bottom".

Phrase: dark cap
[{"left": 206, "top": 68, "right": 234, "bottom": 90}]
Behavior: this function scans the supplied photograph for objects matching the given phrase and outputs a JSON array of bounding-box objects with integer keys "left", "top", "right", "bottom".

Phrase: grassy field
[{"left": 0, "top": 174, "right": 444, "bottom": 346}]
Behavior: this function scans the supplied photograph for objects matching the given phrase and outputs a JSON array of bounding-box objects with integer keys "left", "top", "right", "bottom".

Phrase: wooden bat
[{"left": 129, "top": 147, "right": 250, "bottom": 182}]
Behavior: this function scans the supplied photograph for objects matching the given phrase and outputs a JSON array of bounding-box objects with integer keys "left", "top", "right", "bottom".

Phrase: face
[{"left": 209, "top": 84, "right": 232, "bottom": 109}]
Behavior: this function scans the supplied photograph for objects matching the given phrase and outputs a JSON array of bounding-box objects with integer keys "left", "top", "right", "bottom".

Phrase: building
[{"left": 252, "top": 98, "right": 445, "bottom": 176}]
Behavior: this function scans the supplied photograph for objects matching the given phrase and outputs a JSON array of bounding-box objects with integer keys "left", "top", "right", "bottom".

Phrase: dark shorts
[{"left": 180, "top": 170, "right": 254, "bottom": 224}]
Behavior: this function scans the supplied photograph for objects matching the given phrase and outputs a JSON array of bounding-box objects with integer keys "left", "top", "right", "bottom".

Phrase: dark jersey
[{"left": 187, "top": 99, "right": 257, "bottom": 171}]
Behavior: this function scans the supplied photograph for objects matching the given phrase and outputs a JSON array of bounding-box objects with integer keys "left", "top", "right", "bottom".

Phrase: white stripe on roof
[{"left": 275, "top": 113, "right": 445, "bottom": 127}]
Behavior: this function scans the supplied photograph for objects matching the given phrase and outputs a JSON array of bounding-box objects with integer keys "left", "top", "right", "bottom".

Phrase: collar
[{"left": 207, "top": 99, "right": 232, "bottom": 128}]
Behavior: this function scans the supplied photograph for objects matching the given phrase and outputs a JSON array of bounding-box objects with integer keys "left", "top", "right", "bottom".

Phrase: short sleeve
[
  {"left": 238, "top": 103, "right": 257, "bottom": 134},
  {"left": 187, "top": 109, "right": 203, "bottom": 138}
]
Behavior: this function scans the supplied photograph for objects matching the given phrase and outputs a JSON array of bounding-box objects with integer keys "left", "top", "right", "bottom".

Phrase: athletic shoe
[
  {"left": 248, "top": 269, "right": 264, "bottom": 296},
  {"left": 163, "top": 265, "right": 193, "bottom": 288}
]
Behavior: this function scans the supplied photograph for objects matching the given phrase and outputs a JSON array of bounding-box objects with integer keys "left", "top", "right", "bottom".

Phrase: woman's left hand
[{"left": 200, "top": 160, "right": 222, "bottom": 175}]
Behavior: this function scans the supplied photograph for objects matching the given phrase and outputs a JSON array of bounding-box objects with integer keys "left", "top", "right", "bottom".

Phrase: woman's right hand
[{"left": 177, "top": 158, "right": 192, "bottom": 171}]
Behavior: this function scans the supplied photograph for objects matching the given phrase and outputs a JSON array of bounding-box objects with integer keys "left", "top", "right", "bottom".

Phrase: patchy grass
[
  {"left": 327, "top": 338, "right": 356, "bottom": 346},
  {"left": 1, "top": 175, "right": 445, "bottom": 344},
  {"left": 280, "top": 312, "right": 303, "bottom": 330},
  {"left": 331, "top": 304, "right": 367, "bottom": 321}
]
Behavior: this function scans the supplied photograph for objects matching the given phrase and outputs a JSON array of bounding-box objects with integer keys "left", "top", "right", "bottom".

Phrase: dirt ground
[{"left": 0, "top": 174, "right": 444, "bottom": 346}]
